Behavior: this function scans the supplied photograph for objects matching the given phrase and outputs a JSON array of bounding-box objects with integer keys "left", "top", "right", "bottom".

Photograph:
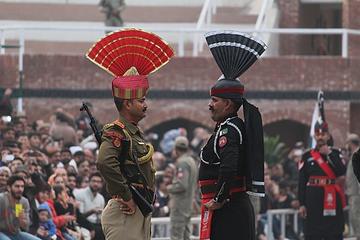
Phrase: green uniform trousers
[{"left": 101, "top": 199, "right": 151, "bottom": 240}]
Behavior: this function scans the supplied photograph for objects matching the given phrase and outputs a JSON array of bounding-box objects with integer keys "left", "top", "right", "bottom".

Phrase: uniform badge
[
  {"left": 113, "top": 137, "right": 121, "bottom": 148},
  {"left": 104, "top": 131, "right": 123, "bottom": 148},
  {"left": 219, "top": 128, "right": 228, "bottom": 136},
  {"left": 218, "top": 136, "right": 227, "bottom": 148}
]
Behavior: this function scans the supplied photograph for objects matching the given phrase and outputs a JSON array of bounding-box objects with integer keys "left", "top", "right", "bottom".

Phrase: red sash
[
  {"left": 310, "top": 150, "right": 346, "bottom": 216},
  {"left": 198, "top": 178, "right": 246, "bottom": 239},
  {"left": 198, "top": 179, "right": 216, "bottom": 240}
]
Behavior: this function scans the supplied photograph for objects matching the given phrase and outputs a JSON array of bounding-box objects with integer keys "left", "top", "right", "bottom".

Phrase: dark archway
[
  {"left": 145, "top": 117, "right": 211, "bottom": 151},
  {"left": 264, "top": 120, "right": 310, "bottom": 149}
]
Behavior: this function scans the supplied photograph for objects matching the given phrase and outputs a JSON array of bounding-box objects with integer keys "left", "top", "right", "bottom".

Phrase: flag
[{"left": 310, "top": 90, "right": 325, "bottom": 148}]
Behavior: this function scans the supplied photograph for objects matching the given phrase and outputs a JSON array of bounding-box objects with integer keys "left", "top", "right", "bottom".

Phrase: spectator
[
  {"left": 153, "top": 151, "right": 167, "bottom": 171},
  {"left": 77, "top": 159, "right": 90, "bottom": 178},
  {"left": 0, "top": 88, "right": 13, "bottom": 117},
  {"left": 0, "top": 166, "right": 11, "bottom": 192},
  {"left": 153, "top": 175, "right": 170, "bottom": 238},
  {"left": 37, "top": 203, "right": 57, "bottom": 240},
  {"left": 159, "top": 128, "right": 187, "bottom": 157},
  {"left": 73, "top": 172, "right": 105, "bottom": 240},
  {"left": 8, "top": 157, "right": 24, "bottom": 173},
  {"left": 2, "top": 127, "right": 16, "bottom": 142},
  {"left": 53, "top": 184, "right": 78, "bottom": 240},
  {"left": 18, "top": 133, "right": 31, "bottom": 152},
  {"left": 3, "top": 141, "right": 22, "bottom": 157},
  {"left": 67, "top": 173, "right": 77, "bottom": 192},
  {"left": 50, "top": 112, "right": 78, "bottom": 148},
  {"left": 0, "top": 175, "right": 41, "bottom": 240},
  {"left": 28, "top": 132, "right": 42, "bottom": 151},
  {"left": 190, "top": 127, "right": 209, "bottom": 155},
  {"left": 283, "top": 143, "right": 304, "bottom": 183}
]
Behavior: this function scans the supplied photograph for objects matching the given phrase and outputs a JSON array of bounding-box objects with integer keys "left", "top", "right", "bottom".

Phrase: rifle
[
  {"left": 80, "top": 102, "right": 102, "bottom": 144},
  {"left": 80, "top": 102, "right": 153, "bottom": 217}
]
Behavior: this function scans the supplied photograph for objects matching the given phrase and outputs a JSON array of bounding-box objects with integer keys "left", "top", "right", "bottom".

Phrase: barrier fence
[{"left": 150, "top": 209, "right": 300, "bottom": 240}]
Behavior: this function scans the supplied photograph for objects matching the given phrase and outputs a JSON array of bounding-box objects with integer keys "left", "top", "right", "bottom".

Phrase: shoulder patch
[
  {"left": 177, "top": 167, "right": 184, "bottom": 179},
  {"left": 218, "top": 136, "right": 227, "bottom": 148},
  {"left": 219, "top": 128, "right": 228, "bottom": 136},
  {"left": 103, "top": 131, "right": 123, "bottom": 147}
]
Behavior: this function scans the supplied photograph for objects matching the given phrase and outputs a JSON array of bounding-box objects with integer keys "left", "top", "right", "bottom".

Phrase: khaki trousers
[
  {"left": 101, "top": 199, "right": 151, "bottom": 240},
  {"left": 349, "top": 196, "right": 360, "bottom": 239}
]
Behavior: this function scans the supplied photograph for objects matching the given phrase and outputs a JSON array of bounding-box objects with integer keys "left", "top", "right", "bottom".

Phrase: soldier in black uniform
[
  {"left": 352, "top": 148, "right": 360, "bottom": 183},
  {"left": 298, "top": 121, "right": 346, "bottom": 240},
  {"left": 198, "top": 31, "right": 267, "bottom": 240}
]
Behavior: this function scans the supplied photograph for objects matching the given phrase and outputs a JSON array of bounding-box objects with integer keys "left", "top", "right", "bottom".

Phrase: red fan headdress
[{"left": 86, "top": 28, "right": 174, "bottom": 99}]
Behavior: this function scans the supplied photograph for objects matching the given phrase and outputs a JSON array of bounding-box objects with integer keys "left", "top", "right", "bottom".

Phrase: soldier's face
[
  {"left": 208, "top": 96, "right": 229, "bottom": 122},
  {"left": 128, "top": 97, "right": 147, "bottom": 122},
  {"left": 314, "top": 131, "right": 330, "bottom": 146}
]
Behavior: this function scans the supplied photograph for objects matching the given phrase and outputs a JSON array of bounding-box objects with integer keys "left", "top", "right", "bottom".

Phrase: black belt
[{"left": 308, "top": 178, "right": 335, "bottom": 185}]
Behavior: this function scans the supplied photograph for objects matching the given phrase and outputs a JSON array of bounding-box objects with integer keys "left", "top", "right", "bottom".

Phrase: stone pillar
[{"left": 343, "top": 0, "right": 360, "bottom": 57}]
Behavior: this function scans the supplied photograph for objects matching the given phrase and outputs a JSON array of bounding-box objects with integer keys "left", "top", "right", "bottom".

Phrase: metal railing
[
  {"left": 193, "top": 0, "right": 216, "bottom": 56},
  {"left": 150, "top": 209, "right": 300, "bottom": 240},
  {"left": 1, "top": 26, "right": 360, "bottom": 57},
  {"left": 151, "top": 216, "right": 201, "bottom": 240},
  {"left": 266, "top": 208, "right": 299, "bottom": 240}
]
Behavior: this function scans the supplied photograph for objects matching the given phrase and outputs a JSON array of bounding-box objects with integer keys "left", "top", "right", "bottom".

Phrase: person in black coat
[
  {"left": 352, "top": 148, "right": 360, "bottom": 183},
  {"left": 298, "top": 121, "right": 346, "bottom": 240},
  {"left": 198, "top": 30, "right": 267, "bottom": 240}
]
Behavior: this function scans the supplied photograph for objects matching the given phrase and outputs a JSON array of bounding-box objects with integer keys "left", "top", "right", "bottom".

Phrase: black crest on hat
[{"left": 205, "top": 30, "right": 267, "bottom": 80}]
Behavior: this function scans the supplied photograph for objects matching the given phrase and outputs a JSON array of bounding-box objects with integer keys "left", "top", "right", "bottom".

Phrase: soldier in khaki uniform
[
  {"left": 99, "top": 0, "right": 125, "bottom": 27},
  {"left": 86, "top": 29, "right": 174, "bottom": 240},
  {"left": 345, "top": 134, "right": 360, "bottom": 239},
  {"left": 167, "top": 136, "right": 198, "bottom": 240}
]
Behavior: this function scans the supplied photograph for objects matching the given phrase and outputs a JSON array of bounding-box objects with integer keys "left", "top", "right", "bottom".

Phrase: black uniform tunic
[
  {"left": 199, "top": 115, "right": 255, "bottom": 240},
  {"left": 298, "top": 148, "right": 346, "bottom": 237},
  {"left": 352, "top": 148, "right": 360, "bottom": 183}
]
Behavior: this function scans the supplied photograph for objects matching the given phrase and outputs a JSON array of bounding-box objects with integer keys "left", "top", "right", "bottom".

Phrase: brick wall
[
  {"left": 1, "top": 55, "right": 359, "bottom": 145},
  {"left": 1, "top": 55, "right": 357, "bottom": 91}
]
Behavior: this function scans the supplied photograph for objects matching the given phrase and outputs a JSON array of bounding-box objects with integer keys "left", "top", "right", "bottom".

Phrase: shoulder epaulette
[{"left": 113, "top": 119, "right": 125, "bottom": 129}]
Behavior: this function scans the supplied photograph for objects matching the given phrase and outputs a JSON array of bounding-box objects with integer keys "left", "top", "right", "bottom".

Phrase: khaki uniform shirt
[
  {"left": 168, "top": 154, "right": 198, "bottom": 218},
  {"left": 97, "top": 115, "right": 155, "bottom": 201}
]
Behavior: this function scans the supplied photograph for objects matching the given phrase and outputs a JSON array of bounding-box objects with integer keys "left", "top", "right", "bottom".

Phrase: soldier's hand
[
  {"left": 299, "top": 205, "right": 307, "bottom": 218},
  {"left": 318, "top": 144, "right": 331, "bottom": 155},
  {"left": 117, "top": 198, "right": 137, "bottom": 215},
  {"left": 204, "top": 199, "right": 229, "bottom": 210}
]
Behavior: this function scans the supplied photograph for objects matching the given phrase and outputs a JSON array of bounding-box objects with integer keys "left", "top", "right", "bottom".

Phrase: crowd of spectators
[{"left": 0, "top": 94, "right": 358, "bottom": 240}]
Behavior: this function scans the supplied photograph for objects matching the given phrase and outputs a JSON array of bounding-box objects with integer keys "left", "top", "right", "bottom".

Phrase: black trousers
[
  {"left": 305, "top": 234, "right": 343, "bottom": 240},
  {"left": 211, "top": 192, "right": 255, "bottom": 240}
]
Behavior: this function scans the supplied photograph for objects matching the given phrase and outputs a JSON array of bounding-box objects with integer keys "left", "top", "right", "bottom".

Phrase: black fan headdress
[
  {"left": 205, "top": 30, "right": 267, "bottom": 197},
  {"left": 205, "top": 30, "right": 266, "bottom": 103}
]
